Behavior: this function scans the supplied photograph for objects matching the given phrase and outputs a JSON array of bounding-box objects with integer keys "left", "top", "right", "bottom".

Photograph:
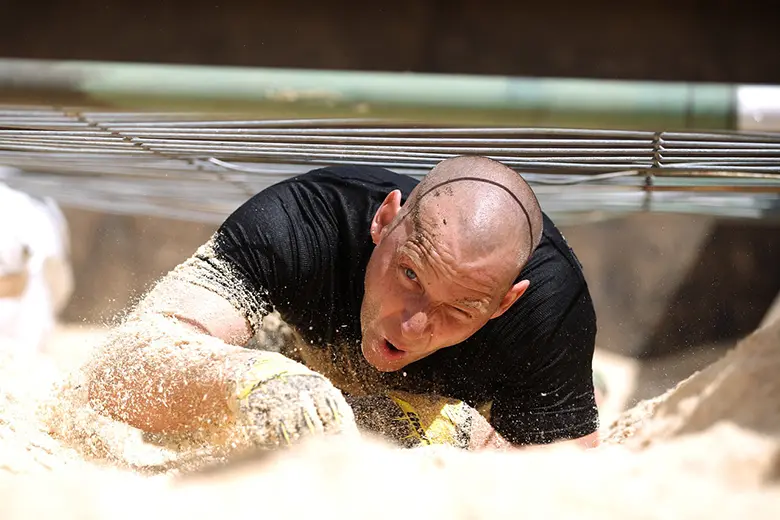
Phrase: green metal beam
[{"left": 0, "top": 58, "right": 741, "bottom": 130}]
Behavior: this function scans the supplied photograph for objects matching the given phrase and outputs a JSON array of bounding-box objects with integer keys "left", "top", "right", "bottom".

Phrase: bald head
[
  {"left": 402, "top": 156, "right": 543, "bottom": 283},
  {"left": 360, "top": 156, "right": 544, "bottom": 370}
]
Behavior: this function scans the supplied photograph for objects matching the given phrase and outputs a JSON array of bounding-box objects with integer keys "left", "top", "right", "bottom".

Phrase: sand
[{"left": 1, "top": 315, "right": 779, "bottom": 518}]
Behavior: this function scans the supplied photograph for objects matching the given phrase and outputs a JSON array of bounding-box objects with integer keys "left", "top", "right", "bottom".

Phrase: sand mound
[
  {"left": 606, "top": 317, "right": 780, "bottom": 451},
  {"left": 602, "top": 315, "right": 780, "bottom": 491},
  {"left": 1, "top": 316, "right": 780, "bottom": 518}
]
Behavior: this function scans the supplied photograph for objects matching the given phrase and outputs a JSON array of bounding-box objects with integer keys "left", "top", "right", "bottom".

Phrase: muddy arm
[
  {"left": 85, "top": 249, "right": 355, "bottom": 444},
  {"left": 85, "top": 276, "right": 258, "bottom": 433}
]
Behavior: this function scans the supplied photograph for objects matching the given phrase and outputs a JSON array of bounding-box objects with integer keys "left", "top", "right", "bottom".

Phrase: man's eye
[{"left": 404, "top": 267, "right": 417, "bottom": 281}]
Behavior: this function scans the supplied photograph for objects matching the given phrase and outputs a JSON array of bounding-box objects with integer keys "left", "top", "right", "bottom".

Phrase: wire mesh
[{"left": 1, "top": 106, "right": 780, "bottom": 224}]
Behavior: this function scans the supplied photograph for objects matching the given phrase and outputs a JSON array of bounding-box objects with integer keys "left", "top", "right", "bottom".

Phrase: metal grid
[{"left": 1, "top": 106, "right": 780, "bottom": 223}]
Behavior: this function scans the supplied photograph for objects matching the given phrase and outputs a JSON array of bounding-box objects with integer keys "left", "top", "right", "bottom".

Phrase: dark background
[{"left": 2, "top": 0, "right": 779, "bottom": 82}]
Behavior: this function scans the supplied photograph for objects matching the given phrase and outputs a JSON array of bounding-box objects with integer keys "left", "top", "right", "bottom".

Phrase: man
[{"left": 86, "top": 156, "right": 599, "bottom": 451}]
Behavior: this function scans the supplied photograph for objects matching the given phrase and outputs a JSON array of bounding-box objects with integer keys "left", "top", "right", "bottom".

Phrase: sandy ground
[
  {"left": 592, "top": 342, "right": 730, "bottom": 427},
  {"left": 1, "top": 320, "right": 778, "bottom": 519}
]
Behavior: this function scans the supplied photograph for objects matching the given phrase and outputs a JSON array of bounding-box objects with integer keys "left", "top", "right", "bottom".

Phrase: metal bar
[
  {"left": 0, "top": 58, "right": 742, "bottom": 130},
  {"left": 99, "top": 118, "right": 390, "bottom": 128},
  {"left": 105, "top": 125, "right": 656, "bottom": 136},
  {"left": 136, "top": 141, "right": 653, "bottom": 155},
  {"left": 663, "top": 140, "right": 780, "bottom": 148},
  {"left": 125, "top": 134, "right": 654, "bottom": 146}
]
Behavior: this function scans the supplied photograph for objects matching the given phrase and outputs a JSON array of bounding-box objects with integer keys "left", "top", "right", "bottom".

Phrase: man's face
[{"left": 360, "top": 190, "right": 525, "bottom": 372}]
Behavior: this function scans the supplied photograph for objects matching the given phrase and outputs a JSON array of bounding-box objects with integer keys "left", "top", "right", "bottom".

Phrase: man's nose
[{"left": 400, "top": 308, "right": 431, "bottom": 342}]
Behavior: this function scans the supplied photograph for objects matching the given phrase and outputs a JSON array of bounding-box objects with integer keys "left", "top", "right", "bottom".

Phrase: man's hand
[{"left": 232, "top": 351, "right": 358, "bottom": 449}]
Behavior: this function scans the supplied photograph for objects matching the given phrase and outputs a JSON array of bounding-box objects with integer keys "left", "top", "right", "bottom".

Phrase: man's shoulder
[
  {"left": 224, "top": 164, "right": 418, "bottom": 230},
  {"left": 285, "top": 165, "right": 419, "bottom": 198},
  {"left": 535, "top": 213, "right": 585, "bottom": 278},
  {"left": 477, "top": 214, "right": 592, "bottom": 361},
  {"left": 505, "top": 213, "right": 587, "bottom": 315}
]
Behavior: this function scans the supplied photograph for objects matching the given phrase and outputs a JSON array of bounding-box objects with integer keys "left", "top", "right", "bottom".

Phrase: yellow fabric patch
[
  {"left": 235, "top": 353, "right": 319, "bottom": 401},
  {"left": 387, "top": 391, "right": 470, "bottom": 447}
]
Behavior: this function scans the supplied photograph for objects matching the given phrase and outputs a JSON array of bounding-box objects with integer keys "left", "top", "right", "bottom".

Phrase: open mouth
[{"left": 381, "top": 338, "right": 406, "bottom": 359}]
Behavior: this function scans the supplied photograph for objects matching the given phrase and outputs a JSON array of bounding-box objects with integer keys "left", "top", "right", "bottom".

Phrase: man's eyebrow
[
  {"left": 396, "top": 246, "right": 425, "bottom": 273},
  {"left": 398, "top": 235, "right": 430, "bottom": 265}
]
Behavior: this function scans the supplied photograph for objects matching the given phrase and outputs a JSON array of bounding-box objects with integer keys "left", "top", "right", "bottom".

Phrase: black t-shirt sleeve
[
  {"left": 489, "top": 287, "right": 599, "bottom": 445},
  {"left": 210, "top": 176, "right": 341, "bottom": 331}
]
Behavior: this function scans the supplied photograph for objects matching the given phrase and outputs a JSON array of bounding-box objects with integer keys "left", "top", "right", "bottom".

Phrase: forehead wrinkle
[
  {"left": 399, "top": 223, "right": 500, "bottom": 310},
  {"left": 413, "top": 199, "right": 507, "bottom": 290},
  {"left": 403, "top": 209, "right": 466, "bottom": 285},
  {"left": 400, "top": 227, "right": 457, "bottom": 283}
]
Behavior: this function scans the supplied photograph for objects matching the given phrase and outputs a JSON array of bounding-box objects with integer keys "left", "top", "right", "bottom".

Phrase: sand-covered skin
[
  {"left": 0, "top": 335, "right": 212, "bottom": 476},
  {"left": 74, "top": 243, "right": 358, "bottom": 466}
]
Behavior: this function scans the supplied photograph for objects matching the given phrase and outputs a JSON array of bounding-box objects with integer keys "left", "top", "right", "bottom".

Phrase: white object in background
[
  {"left": 737, "top": 86, "right": 780, "bottom": 131},
  {"left": 0, "top": 176, "right": 74, "bottom": 354}
]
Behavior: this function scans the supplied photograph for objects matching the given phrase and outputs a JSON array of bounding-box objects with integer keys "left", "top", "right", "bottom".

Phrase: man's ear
[
  {"left": 370, "top": 189, "right": 403, "bottom": 245},
  {"left": 490, "top": 279, "right": 529, "bottom": 319}
]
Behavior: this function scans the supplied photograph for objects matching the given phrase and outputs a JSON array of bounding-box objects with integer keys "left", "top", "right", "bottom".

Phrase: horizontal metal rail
[{"left": 2, "top": 58, "right": 780, "bottom": 131}]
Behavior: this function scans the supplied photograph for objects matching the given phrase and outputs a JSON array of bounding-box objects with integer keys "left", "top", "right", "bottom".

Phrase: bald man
[{"left": 86, "top": 156, "right": 599, "bottom": 452}]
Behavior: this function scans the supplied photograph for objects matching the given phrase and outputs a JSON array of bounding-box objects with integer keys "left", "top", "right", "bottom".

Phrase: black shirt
[{"left": 211, "top": 165, "right": 598, "bottom": 445}]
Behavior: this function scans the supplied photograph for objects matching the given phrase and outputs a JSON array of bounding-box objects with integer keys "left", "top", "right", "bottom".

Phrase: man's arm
[
  {"left": 87, "top": 176, "right": 356, "bottom": 444},
  {"left": 86, "top": 274, "right": 253, "bottom": 433},
  {"left": 85, "top": 249, "right": 355, "bottom": 445}
]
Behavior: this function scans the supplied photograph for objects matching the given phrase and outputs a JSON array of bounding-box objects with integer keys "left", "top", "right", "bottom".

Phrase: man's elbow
[
  {"left": 83, "top": 321, "right": 173, "bottom": 434},
  {"left": 85, "top": 352, "right": 160, "bottom": 433},
  {"left": 86, "top": 359, "right": 196, "bottom": 435}
]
